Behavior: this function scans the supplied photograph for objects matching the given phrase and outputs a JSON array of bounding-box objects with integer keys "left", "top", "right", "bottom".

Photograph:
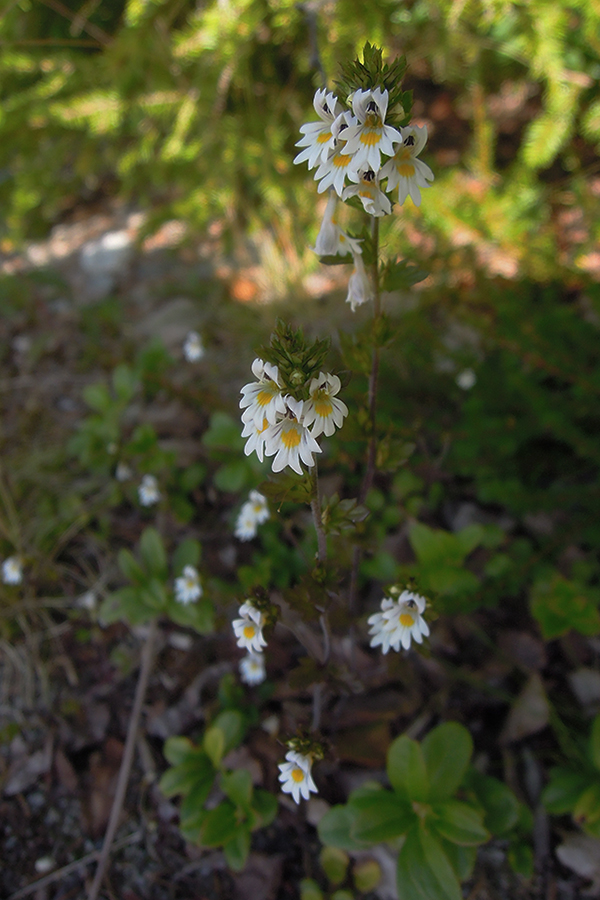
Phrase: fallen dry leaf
[{"left": 501, "top": 673, "right": 550, "bottom": 743}]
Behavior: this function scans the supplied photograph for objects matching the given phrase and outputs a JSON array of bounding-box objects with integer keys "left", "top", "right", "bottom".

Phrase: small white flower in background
[
  {"left": 240, "top": 358, "right": 286, "bottom": 428},
  {"left": 232, "top": 600, "right": 268, "bottom": 653},
  {"left": 239, "top": 652, "right": 266, "bottom": 686},
  {"left": 312, "top": 191, "right": 363, "bottom": 258},
  {"left": 264, "top": 399, "right": 322, "bottom": 476},
  {"left": 342, "top": 166, "right": 392, "bottom": 217},
  {"left": 456, "top": 368, "right": 477, "bottom": 390},
  {"left": 340, "top": 87, "right": 401, "bottom": 172},
  {"left": 278, "top": 750, "right": 318, "bottom": 804},
  {"left": 379, "top": 125, "right": 434, "bottom": 207},
  {"left": 303, "top": 373, "right": 348, "bottom": 438},
  {"left": 235, "top": 490, "right": 270, "bottom": 541},
  {"left": 248, "top": 490, "right": 269, "bottom": 524},
  {"left": 78, "top": 590, "right": 97, "bottom": 610},
  {"left": 346, "top": 252, "right": 373, "bottom": 312},
  {"left": 294, "top": 89, "right": 342, "bottom": 170},
  {"left": 138, "top": 474, "right": 160, "bottom": 507},
  {"left": 183, "top": 330, "right": 205, "bottom": 362},
  {"left": 115, "top": 461, "right": 132, "bottom": 482},
  {"left": 368, "top": 590, "right": 430, "bottom": 653},
  {"left": 174, "top": 565, "right": 202, "bottom": 604},
  {"left": 2, "top": 556, "right": 23, "bottom": 585}
]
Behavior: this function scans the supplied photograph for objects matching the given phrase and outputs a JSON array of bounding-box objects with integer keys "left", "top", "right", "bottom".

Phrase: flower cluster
[
  {"left": 233, "top": 599, "right": 268, "bottom": 685},
  {"left": 368, "top": 589, "right": 430, "bottom": 653},
  {"left": 138, "top": 473, "right": 160, "bottom": 507},
  {"left": 278, "top": 749, "right": 318, "bottom": 804},
  {"left": 174, "top": 565, "right": 202, "bottom": 604},
  {"left": 234, "top": 490, "right": 270, "bottom": 541},
  {"left": 294, "top": 87, "right": 433, "bottom": 215},
  {"left": 240, "top": 359, "right": 347, "bottom": 476}
]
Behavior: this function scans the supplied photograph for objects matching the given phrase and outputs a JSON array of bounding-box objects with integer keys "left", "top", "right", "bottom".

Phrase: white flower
[
  {"left": 379, "top": 125, "right": 434, "bottom": 207},
  {"left": 346, "top": 252, "right": 374, "bottom": 311},
  {"left": 138, "top": 474, "right": 160, "bottom": 507},
  {"left": 456, "top": 368, "right": 476, "bottom": 390},
  {"left": 314, "top": 112, "right": 360, "bottom": 197},
  {"left": 339, "top": 87, "right": 401, "bottom": 171},
  {"left": 241, "top": 415, "right": 270, "bottom": 463},
  {"left": 248, "top": 490, "right": 269, "bottom": 524},
  {"left": 174, "top": 565, "right": 202, "bottom": 604},
  {"left": 342, "top": 166, "right": 392, "bottom": 217},
  {"left": 183, "top": 331, "right": 204, "bottom": 362},
  {"left": 115, "top": 462, "right": 132, "bottom": 482},
  {"left": 235, "top": 491, "right": 269, "bottom": 540},
  {"left": 264, "top": 398, "right": 322, "bottom": 476},
  {"left": 312, "top": 192, "right": 362, "bottom": 258},
  {"left": 78, "top": 590, "right": 97, "bottom": 610},
  {"left": 302, "top": 372, "right": 348, "bottom": 438},
  {"left": 293, "top": 89, "right": 342, "bottom": 169},
  {"left": 240, "top": 358, "right": 286, "bottom": 428},
  {"left": 232, "top": 600, "right": 267, "bottom": 653},
  {"left": 2, "top": 556, "right": 22, "bottom": 585},
  {"left": 239, "top": 652, "right": 266, "bottom": 686},
  {"left": 278, "top": 750, "right": 318, "bottom": 804},
  {"left": 368, "top": 590, "right": 430, "bottom": 653}
]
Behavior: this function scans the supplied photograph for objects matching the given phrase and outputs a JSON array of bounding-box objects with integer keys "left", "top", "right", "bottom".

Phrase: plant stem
[
  {"left": 310, "top": 465, "right": 327, "bottom": 563},
  {"left": 87, "top": 618, "right": 158, "bottom": 900}
]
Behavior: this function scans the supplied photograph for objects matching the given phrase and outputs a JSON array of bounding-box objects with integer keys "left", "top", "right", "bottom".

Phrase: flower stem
[{"left": 310, "top": 465, "right": 327, "bottom": 563}]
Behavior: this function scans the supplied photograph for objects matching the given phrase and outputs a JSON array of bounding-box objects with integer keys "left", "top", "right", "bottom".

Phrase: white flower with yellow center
[
  {"left": 2, "top": 556, "right": 23, "bottom": 585},
  {"left": 346, "top": 251, "right": 373, "bottom": 312},
  {"left": 138, "top": 474, "right": 160, "bottom": 507},
  {"left": 314, "top": 112, "right": 359, "bottom": 197},
  {"left": 294, "top": 89, "right": 342, "bottom": 170},
  {"left": 340, "top": 87, "right": 400, "bottom": 171},
  {"left": 248, "top": 490, "right": 269, "bottom": 524},
  {"left": 303, "top": 372, "right": 348, "bottom": 438},
  {"left": 241, "top": 415, "right": 270, "bottom": 463},
  {"left": 235, "top": 505, "right": 258, "bottom": 541},
  {"left": 174, "top": 565, "right": 202, "bottom": 604},
  {"left": 232, "top": 600, "right": 267, "bottom": 653},
  {"left": 264, "top": 398, "right": 322, "bottom": 476},
  {"left": 313, "top": 192, "right": 363, "bottom": 258},
  {"left": 368, "top": 590, "right": 429, "bottom": 653},
  {"left": 342, "top": 166, "right": 392, "bottom": 217},
  {"left": 240, "top": 358, "right": 286, "bottom": 428},
  {"left": 379, "top": 125, "right": 434, "bottom": 207},
  {"left": 183, "top": 330, "right": 204, "bottom": 362},
  {"left": 278, "top": 750, "right": 318, "bottom": 804},
  {"left": 239, "top": 652, "right": 266, "bottom": 686}
]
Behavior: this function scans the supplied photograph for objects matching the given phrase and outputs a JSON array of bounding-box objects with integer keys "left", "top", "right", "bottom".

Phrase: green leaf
[
  {"left": 530, "top": 573, "right": 600, "bottom": 639},
  {"left": 381, "top": 259, "right": 427, "bottom": 291},
  {"left": 223, "top": 827, "right": 251, "bottom": 871},
  {"left": 158, "top": 750, "right": 214, "bottom": 798},
  {"left": 118, "top": 548, "right": 145, "bottom": 584},
  {"left": 431, "top": 801, "right": 490, "bottom": 846},
  {"left": 350, "top": 791, "right": 415, "bottom": 843},
  {"left": 573, "top": 782, "right": 600, "bottom": 830},
  {"left": 440, "top": 841, "right": 477, "bottom": 881},
  {"left": 541, "top": 767, "right": 589, "bottom": 814},
  {"left": 422, "top": 722, "right": 473, "bottom": 801},
  {"left": 98, "top": 587, "right": 153, "bottom": 625},
  {"left": 172, "top": 538, "right": 201, "bottom": 575},
  {"left": 221, "top": 768, "right": 253, "bottom": 810},
  {"left": 168, "top": 596, "right": 214, "bottom": 634},
  {"left": 317, "top": 805, "right": 370, "bottom": 851},
  {"left": 139, "top": 527, "right": 168, "bottom": 578},
  {"left": 202, "top": 412, "right": 243, "bottom": 451},
  {"left": 252, "top": 789, "right": 278, "bottom": 827},
  {"left": 300, "top": 879, "right": 324, "bottom": 900},
  {"left": 508, "top": 842, "right": 534, "bottom": 879},
  {"left": 465, "top": 770, "right": 520, "bottom": 836},
  {"left": 352, "top": 858, "right": 382, "bottom": 893},
  {"left": 214, "top": 459, "right": 250, "bottom": 492},
  {"left": 179, "top": 462, "right": 207, "bottom": 492},
  {"left": 83, "top": 382, "right": 112, "bottom": 413},
  {"left": 204, "top": 726, "right": 225, "bottom": 768},
  {"left": 200, "top": 801, "right": 238, "bottom": 846},
  {"left": 179, "top": 770, "right": 216, "bottom": 819},
  {"left": 318, "top": 253, "right": 353, "bottom": 266},
  {"left": 387, "top": 735, "right": 429, "bottom": 802},
  {"left": 163, "top": 736, "right": 196, "bottom": 766},
  {"left": 590, "top": 715, "right": 600, "bottom": 771},
  {"left": 396, "top": 825, "right": 462, "bottom": 900},
  {"left": 319, "top": 846, "right": 349, "bottom": 886},
  {"left": 212, "top": 710, "right": 245, "bottom": 753},
  {"left": 112, "top": 363, "right": 138, "bottom": 402}
]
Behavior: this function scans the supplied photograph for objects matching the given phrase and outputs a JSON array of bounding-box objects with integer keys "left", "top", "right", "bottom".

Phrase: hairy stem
[{"left": 87, "top": 618, "right": 158, "bottom": 900}]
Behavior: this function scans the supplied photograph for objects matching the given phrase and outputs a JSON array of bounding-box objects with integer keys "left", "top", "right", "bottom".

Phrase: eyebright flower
[
  {"left": 232, "top": 600, "right": 268, "bottom": 653},
  {"left": 264, "top": 398, "right": 322, "bottom": 476},
  {"left": 342, "top": 166, "right": 392, "bottom": 217},
  {"left": 294, "top": 89, "right": 342, "bottom": 170},
  {"left": 278, "top": 750, "right": 318, "bottom": 804},
  {"left": 138, "top": 474, "right": 160, "bottom": 507},
  {"left": 346, "top": 252, "right": 373, "bottom": 312},
  {"left": 183, "top": 330, "right": 204, "bottom": 362},
  {"left": 239, "top": 652, "right": 266, "bottom": 686},
  {"left": 314, "top": 112, "right": 360, "bottom": 197},
  {"left": 241, "top": 416, "right": 270, "bottom": 463},
  {"left": 115, "top": 462, "right": 132, "bottom": 482},
  {"left": 302, "top": 372, "right": 348, "bottom": 438},
  {"left": 2, "top": 556, "right": 23, "bottom": 585},
  {"left": 368, "top": 590, "right": 430, "bottom": 653},
  {"left": 174, "top": 565, "right": 202, "bottom": 604},
  {"left": 313, "top": 192, "right": 362, "bottom": 258},
  {"left": 379, "top": 125, "right": 434, "bottom": 207},
  {"left": 340, "top": 87, "right": 401, "bottom": 172},
  {"left": 240, "top": 358, "right": 286, "bottom": 428},
  {"left": 235, "top": 491, "right": 269, "bottom": 541}
]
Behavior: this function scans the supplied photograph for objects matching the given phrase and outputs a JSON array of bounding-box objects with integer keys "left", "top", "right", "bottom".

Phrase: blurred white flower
[
  {"left": 232, "top": 600, "right": 267, "bottom": 653},
  {"left": 115, "top": 462, "right": 132, "bottom": 482},
  {"left": 138, "top": 474, "right": 160, "bottom": 507},
  {"left": 235, "top": 490, "right": 270, "bottom": 541},
  {"left": 346, "top": 252, "right": 373, "bottom": 312},
  {"left": 183, "top": 331, "right": 205, "bottom": 362},
  {"left": 78, "top": 590, "right": 97, "bottom": 610},
  {"left": 368, "top": 590, "right": 429, "bottom": 653},
  {"left": 2, "top": 556, "right": 22, "bottom": 585},
  {"left": 174, "top": 565, "right": 202, "bottom": 604},
  {"left": 456, "top": 368, "right": 477, "bottom": 390},
  {"left": 313, "top": 192, "right": 362, "bottom": 257},
  {"left": 239, "top": 652, "right": 266, "bottom": 685},
  {"left": 278, "top": 750, "right": 318, "bottom": 804}
]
